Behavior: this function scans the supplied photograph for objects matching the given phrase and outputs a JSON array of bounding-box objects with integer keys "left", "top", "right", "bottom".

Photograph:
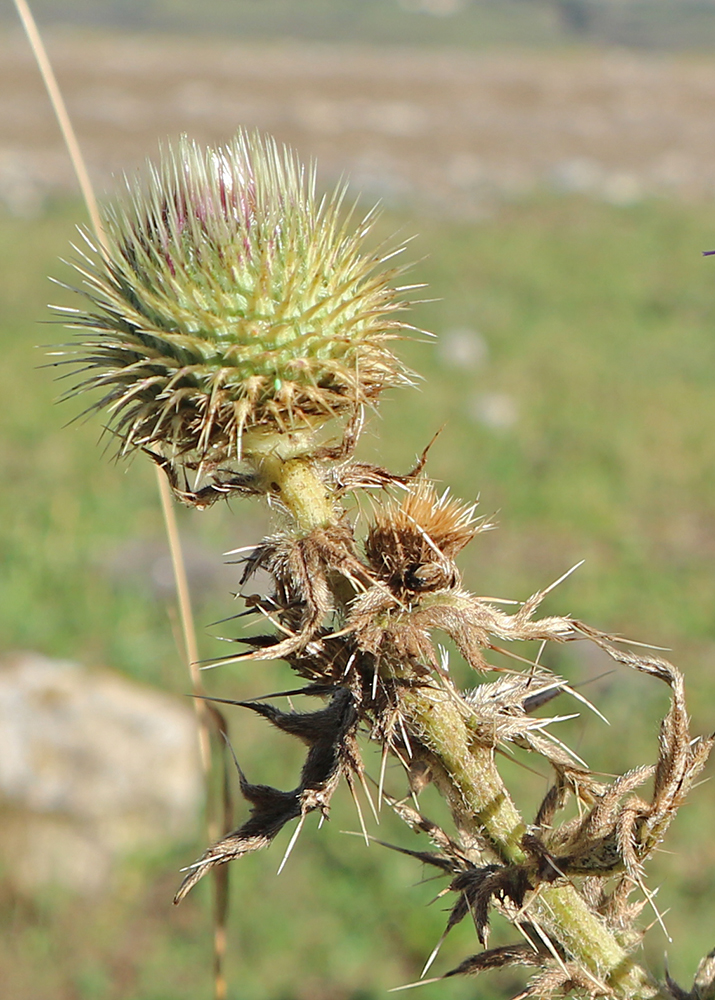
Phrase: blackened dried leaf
[
  {"left": 174, "top": 770, "right": 300, "bottom": 903},
  {"left": 228, "top": 696, "right": 351, "bottom": 746},
  {"left": 384, "top": 796, "right": 533, "bottom": 950},
  {"left": 665, "top": 971, "right": 694, "bottom": 1000},
  {"left": 175, "top": 690, "right": 361, "bottom": 902},
  {"left": 372, "top": 837, "right": 460, "bottom": 876},
  {"left": 442, "top": 943, "right": 545, "bottom": 979},
  {"left": 449, "top": 864, "right": 533, "bottom": 945},
  {"left": 297, "top": 690, "right": 361, "bottom": 813}
]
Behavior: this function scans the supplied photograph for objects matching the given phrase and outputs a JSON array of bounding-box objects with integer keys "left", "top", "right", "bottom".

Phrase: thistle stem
[
  {"left": 401, "top": 684, "right": 658, "bottom": 999},
  {"left": 263, "top": 456, "right": 336, "bottom": 532},
  {"left": 243, "top": 430, "right": 338, "bottom": 533},
  {"left": 255, "top": 455, "right": 659, "bottom": 997},
  {"left": 402, "top": 683, "right": 527, "bottom": 862}
]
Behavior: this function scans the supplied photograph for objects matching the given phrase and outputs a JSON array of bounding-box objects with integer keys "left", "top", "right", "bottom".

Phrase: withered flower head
[
  {"left": 365, "top": 480, "right": 484, "bottom": 595},
  {"left": 56, "top": 131, "right": 415, "bottom": 467}
]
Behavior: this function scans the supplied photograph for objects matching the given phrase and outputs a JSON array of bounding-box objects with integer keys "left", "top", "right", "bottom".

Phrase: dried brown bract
[{"left": 364, "top": 481, "right": 482, "bottom": 596}]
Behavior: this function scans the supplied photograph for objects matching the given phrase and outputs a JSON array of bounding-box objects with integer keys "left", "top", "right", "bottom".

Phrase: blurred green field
[
  {"left": 2, "top": 188, "right": 715, "bottom": 998},
  {"left": 6, "top": 0, "right": 715, "bottom": 50}
]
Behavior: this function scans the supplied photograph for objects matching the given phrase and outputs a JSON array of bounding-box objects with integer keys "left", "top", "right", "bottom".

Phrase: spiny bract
[{"left": 55, "top": 131, "right": 415, "bottom": 466}]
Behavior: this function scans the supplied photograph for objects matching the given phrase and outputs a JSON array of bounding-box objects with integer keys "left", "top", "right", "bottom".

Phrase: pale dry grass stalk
[
  {"left": 155, "top": 467, "right": 210, "bottom": 775},
  {"left": 154, "top": 470, "right": 228, "bottom": 998},
  {"left": 13, "top": 3, "right": 226, "bottom": 996}
]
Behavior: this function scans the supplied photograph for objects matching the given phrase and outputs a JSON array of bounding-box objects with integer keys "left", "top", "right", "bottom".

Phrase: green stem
[
  {"left": 401, "top": 684, "right": 658, "bottom": 999},
  {"left": 244, "top": 431, "right": 337, "bottom": 532},
  {"left": 403, "top": 682, "right": 527, "bottom": 862},
  {"left": 264, "top": 455, "right": 336, "bottom": 531}
]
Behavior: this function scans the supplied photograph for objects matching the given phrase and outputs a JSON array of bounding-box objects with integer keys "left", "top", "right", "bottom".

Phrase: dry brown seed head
[{"left": 365, "top": 480, "right": 484, "bottom": 595}]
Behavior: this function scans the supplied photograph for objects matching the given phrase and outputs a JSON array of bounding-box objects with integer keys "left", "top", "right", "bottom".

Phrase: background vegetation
[
  {"left": 6, "top": 0, "right": 715, "bottom": 50},
  {"left": 3, "top": 3, "right": 715, "bottom": 999}
]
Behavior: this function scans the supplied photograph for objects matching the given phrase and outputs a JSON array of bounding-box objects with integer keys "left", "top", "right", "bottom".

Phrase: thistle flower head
[
  {"left": 365, "top": 481, "right": 484, "bottom": 595},
  {"left": 58, "top": 131, "right": 415, "bottom": 467}
]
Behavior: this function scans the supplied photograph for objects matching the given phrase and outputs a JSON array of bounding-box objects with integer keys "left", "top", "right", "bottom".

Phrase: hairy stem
[
  {"left": 265, "top": 456, "right": 336, "bottom": 531},
  {"left": 244, "top": 430, "right": 337, "bottom": 532},
  {"left": 402, "top": 683, "right": 527, "bottom": 862},
  {"left": 401, "top": 684, "right": 658, "bottom": 999}
]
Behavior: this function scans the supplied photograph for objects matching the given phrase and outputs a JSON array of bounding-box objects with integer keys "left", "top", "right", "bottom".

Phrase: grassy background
[
  {"left": 6, "top": 0, "right": 715, "bottom": 50},
  {"left": 2, "top": 183, "right": 715, "bottom": 997},
  {"left": 4, "top": 6, "right": 715, "bottom": 993}
]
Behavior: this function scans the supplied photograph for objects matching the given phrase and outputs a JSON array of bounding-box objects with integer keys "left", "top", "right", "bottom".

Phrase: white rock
[{"left": 0, "top": 652, "right": 203, "bottom": 894}]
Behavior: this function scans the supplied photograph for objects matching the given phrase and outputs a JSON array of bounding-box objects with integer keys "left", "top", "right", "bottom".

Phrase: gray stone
[{"left": 0, "top": 652, "right": 203, "bottom": 894}]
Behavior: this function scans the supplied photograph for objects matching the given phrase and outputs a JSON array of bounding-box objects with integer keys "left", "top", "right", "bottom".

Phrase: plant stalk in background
[
  {"left": 11, "top": 2, "right": 230, "bottom": 993},
  {"left": 54, "top": 129, "right": 715, "bottom": 1000}
]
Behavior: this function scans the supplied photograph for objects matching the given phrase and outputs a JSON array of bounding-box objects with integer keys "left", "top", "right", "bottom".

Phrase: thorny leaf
[
  {"left": 377, "top": 628, "right": 714, "bottom": 988},
  {"left": 326, "top": 426, "right": 440, "bottom": 493},
  {"left": 174, "top": 767, "right": 300, "bottom": 903},
  {"left": 209, "top": 521, "right": 374, "bottom": 666},
  {"left": 529, "top": 630, "right": 715, "bottom": 880},
  {"left": 174, "top": 689, "right": 360, "bottom": 902},
  {"left": 381, "top": 800, "right": 532, "bottom": 951},
  {"left": 443, "top": 943, "right": 546, "bottom": 979}
]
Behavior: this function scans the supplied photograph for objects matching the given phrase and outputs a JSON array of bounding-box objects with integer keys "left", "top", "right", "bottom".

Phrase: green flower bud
[{"left": 56, "top": 131, "right": 415, "bottom": 468}]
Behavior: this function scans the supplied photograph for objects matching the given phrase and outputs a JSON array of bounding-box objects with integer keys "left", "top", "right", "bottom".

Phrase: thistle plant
[{"left": 55, "top": 129, "right": 715, "bottom": 1000}]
